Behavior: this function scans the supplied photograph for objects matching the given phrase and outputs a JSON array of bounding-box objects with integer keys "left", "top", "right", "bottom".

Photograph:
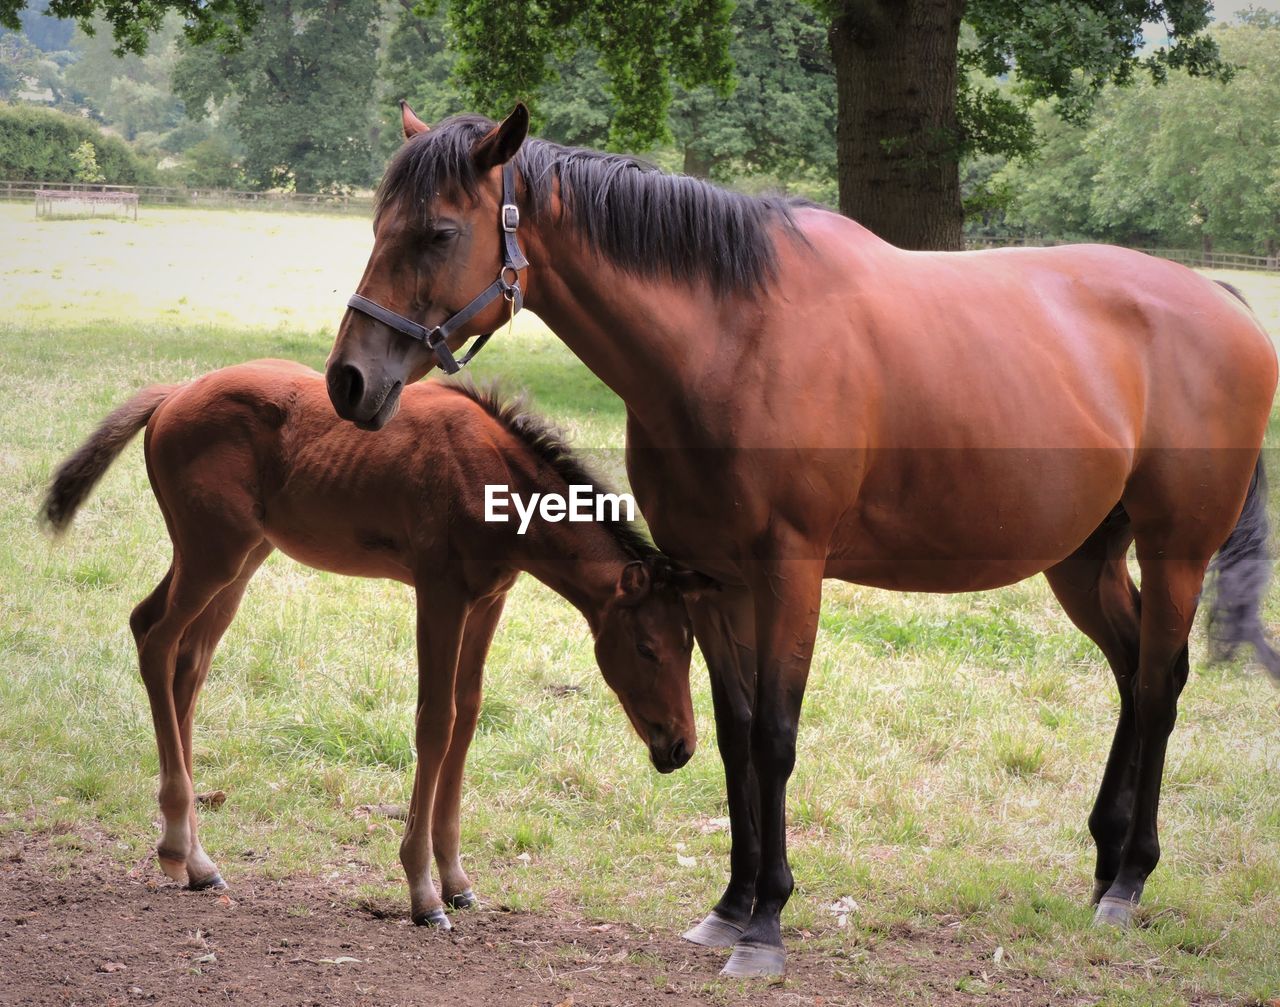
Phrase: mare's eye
[
  {"left": 636, "top": 642, "right": 658, "bottom": 662},
  {"left": 430, "top": 228, "right": 458, "bottom": 245}
]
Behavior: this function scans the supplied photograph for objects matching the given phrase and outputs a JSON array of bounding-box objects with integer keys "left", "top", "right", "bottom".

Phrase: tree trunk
[{"left": 829, "top": 0, "right": 965, "bottom": 250}]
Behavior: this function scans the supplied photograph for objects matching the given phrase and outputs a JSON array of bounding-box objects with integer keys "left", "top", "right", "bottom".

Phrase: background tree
[
  {"left": 410, "top": 0, "right": 1228, "bottom": 250},
  {"left": 63, "top": 16, "right": 183, "bottom": 142},
  {"left": 0, "top": 0, "right": 258, "bottom": 55},
  {"left": 996, "top": 13, "right": 1280, "bottom": 257},
  {"left": 172, "top": 0, "right": 382, "bottom": 192},
  {"left": 385, "top": 0, "right": 835, "bottom": 197},
  {"left": 379, "top": 1, "right": 615, "bottom": 158},
  {"left": 419, "top": 0, "right": 735, "bottom": 153},
  {"left": 0, "top": 31, "right": 38, "bottom": 98},
  {"left": 669, "top": 0, "right": 835, "bottom": 192}
]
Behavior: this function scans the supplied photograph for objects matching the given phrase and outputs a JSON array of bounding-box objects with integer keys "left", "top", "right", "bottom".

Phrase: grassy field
[{"left": 2, "top": 202, "right": 1279, "bottom": 1004}]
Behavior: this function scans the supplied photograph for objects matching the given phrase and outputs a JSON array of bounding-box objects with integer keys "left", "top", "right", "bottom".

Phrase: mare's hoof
[
  {"left": 682, "top": 911, "right": 745, "bottom": 948},
  {"left": 720, "top": 941, "right": 786, "bottom": 979},
  {"left": 1093, "top": 895, "right": 1136, "bottom": 928},
  {"left": 413, "top": 907, "right": 452, "bottom": 930},
  {"left": 447, "top": 889, "right": 477, "bottom": 910},
  {"left": 189, "top": 872, "right": 226, "bottom": 892}
]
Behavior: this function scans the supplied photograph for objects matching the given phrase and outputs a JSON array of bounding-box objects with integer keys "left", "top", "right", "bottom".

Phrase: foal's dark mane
[
  {"left": 450, "top": 381, "right": 656, "bottom": 561},
  {"left": 376, "top": 115, "right": 806, "bottom": 296}
]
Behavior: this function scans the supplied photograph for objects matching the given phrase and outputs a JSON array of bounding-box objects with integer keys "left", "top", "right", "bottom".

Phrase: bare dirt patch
[{"left": 0, "top": 827, "right": 1069, "bottom": 1006}]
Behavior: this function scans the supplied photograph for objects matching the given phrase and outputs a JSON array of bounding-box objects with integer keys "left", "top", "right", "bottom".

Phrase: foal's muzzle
[{"left": 650, "top": 735, "right": 694, "bottom": 774}]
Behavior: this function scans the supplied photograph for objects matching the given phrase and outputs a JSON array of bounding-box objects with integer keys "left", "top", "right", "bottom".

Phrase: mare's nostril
[
  {"left": 669, "top": 738, "right": 690, "bottom": 767},
  {"left": 340, "top": 364, "right": 365, "bottom": 410}
]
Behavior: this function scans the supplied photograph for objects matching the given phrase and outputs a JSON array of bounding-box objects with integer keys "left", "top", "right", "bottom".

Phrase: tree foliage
[
  {"left": 0, "top": 0, "right": 258, "bottom": 55},
  {"left": 418, "top": 0, "right": 735, "bottom": 152},
  {"left": 63, "top": 16, "right": 183, "bottom": 142},
  {"left": 0, "top": 30, "right": 38, "bottom": 98},
  {"left": 0, "top": 100, "right": 156, "bottom": 181},
  {"left": 995, "top": 16, "right": 1280, "bottom": 254},
  {"left": 669, "top": 0, "right": 835, "bottom": 188},
  {"left": 172, "top": 0, "right": 382, "bottom": 192},
  {"left": 379, "top": 2, "right": 616, "bottom": 156},
  {"left": 960, "top": 0, "right": 1228, "bottom": 156}
]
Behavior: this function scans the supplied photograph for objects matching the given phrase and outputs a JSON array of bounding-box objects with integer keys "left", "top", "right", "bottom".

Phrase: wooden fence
[
  {"left": 966, "top": 235, "right": 1280, "bottom": 273},
  {"left": 1, "top": 179, "right": 373, "bottom": 214}
]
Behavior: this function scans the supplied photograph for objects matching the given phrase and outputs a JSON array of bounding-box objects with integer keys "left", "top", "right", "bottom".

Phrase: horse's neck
[
  {"left": 494, "top": 453, "right": 624, "bottom": 631},
  {"left": 513, "top": 517, "right": 624, "bottom": 635},
  {"left": 523, "top": 227, "right": 717, "bottom": 410}
]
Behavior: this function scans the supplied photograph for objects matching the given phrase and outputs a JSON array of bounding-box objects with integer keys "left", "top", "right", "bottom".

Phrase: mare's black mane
[{"left": 376, "top": 114, "right": 807, "bottom": 296}]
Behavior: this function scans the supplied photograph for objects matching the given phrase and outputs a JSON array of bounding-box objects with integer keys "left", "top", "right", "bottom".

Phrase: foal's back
[{"left": 145, "top": 359, "right": 514, "bottom": 584}]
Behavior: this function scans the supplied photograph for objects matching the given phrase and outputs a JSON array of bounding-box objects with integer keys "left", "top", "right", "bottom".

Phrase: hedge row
[{"left": 0, "top": 103, "right": 156, "bottom": 185}]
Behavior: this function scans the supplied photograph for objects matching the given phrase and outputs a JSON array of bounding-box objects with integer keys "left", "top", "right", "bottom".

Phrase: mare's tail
[
  {"left": 40, "top": 384, "right": 180, "bottom": 534},
  {"left": 1206, "top": 454, "right": 1280, "bottom": 682},
  {"left": 1203, "top": 279, "right": 1280, "bottom": 680}
]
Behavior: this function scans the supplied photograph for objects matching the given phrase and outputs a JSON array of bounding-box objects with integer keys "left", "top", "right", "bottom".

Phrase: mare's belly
[{"left": 824, "top": 446, "right": 1131, "bottom": 592}]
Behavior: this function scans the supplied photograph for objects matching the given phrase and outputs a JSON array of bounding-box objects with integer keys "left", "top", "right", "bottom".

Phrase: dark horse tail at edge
[
  {"left": 1208, "top": 456, "right": 1280, "bottom": 677},
  {"left": 1206, "top": 280, "right": 1279, "bottom": 679}
]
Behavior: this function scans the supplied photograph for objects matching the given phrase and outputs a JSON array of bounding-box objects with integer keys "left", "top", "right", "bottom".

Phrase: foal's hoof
[
  {"left": 1093, "top": 895, "right": 1137, "bottom": 928},
  {"left": 720, "top": 941, "right": 786, "bottom": 979},
  {"left": 446, "top": 889, "right": 477, "bottom": 910},
  {"left": 188, "top": 872, "right": 226, "bottom": 892},
  {"left": 682, "top": 911, "right": 745, "bottom": 948},
  {"left": 412, "top": 907, "right": 452, "bottom": 930},
  {"left": 156, "top": 854, "right": 188, "bottom": 885}
]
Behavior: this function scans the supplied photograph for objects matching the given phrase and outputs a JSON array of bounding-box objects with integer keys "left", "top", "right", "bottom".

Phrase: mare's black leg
[
  {"left": 1043, "top": 515, "right": 1142, "bottom": 902},
  {"left": 1093, "top": 539, "right": 1205, "bottom": 926},
  {"left": 722, "top": 550, "right": 824, "bottom": 978},
  {"left": 683, "top": 589, "right": 759, "bottom": 948}
]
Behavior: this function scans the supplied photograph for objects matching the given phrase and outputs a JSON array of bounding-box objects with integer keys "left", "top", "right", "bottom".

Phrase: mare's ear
[
  {"left": 617, "top": 560, "right": 652, "bottom": 606},
  {"left": 400, "top": 99, "right": 429, "bottom": 140},
  {"left": 664, "top": 565, "right": 720, "bottom": 599},
  {"left": 472, "top": 102, "right": 529, "bottom": 171}
]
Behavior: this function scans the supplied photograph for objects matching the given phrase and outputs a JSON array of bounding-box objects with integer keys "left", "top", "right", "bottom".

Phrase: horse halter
[{"left": 346, "top": 162, "right": 528, "bottom": 375}]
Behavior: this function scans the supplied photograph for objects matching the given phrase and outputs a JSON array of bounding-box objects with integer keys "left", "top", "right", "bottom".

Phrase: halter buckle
[{"left": 501, "top": 203, "right": 519, "bottom": 233}]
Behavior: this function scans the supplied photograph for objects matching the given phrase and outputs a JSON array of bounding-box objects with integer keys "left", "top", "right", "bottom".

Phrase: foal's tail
[
  {"left": 1206, "top": 456, "right": 1280, "bottom": 681},
  {"left": 40, "top": 384, "right": 180, "bottom": 535}
]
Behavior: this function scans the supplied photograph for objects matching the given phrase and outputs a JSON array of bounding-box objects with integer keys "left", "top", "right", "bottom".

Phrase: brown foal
[
  {"left": 326, "top": 104, "right": 1280, "bottom": 975},
  {"left": 42, "top": 358, "right": 703, "bottom": 927}
]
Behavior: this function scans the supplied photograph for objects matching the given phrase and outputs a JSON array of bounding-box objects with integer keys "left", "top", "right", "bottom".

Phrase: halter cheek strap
[{"left": 346, "top": 161, "right": 527, "bottom": 375}]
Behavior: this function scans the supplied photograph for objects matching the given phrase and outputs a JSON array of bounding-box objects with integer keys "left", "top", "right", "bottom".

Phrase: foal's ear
[
  {"left": 472, "top": 102, "right": 529, "bottom": 171},
  {"left": 617, "top": 560, "right": 652, "bottom": 605},
  {"left": 400, "top": 99, "right": 430, "bottom": 140}
]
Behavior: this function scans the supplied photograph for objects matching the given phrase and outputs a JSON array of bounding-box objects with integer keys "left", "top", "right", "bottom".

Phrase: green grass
[{"left": 2, "top": 204, "right": 1279, "bottom": 1003}]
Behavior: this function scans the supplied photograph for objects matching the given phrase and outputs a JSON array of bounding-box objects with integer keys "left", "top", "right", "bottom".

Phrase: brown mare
[
  {"left": 326, "top": 104, "right": 1280, "bottom": 976},
  {"left": 42, "top": 358, "right": 707, "bottom": 927}
]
